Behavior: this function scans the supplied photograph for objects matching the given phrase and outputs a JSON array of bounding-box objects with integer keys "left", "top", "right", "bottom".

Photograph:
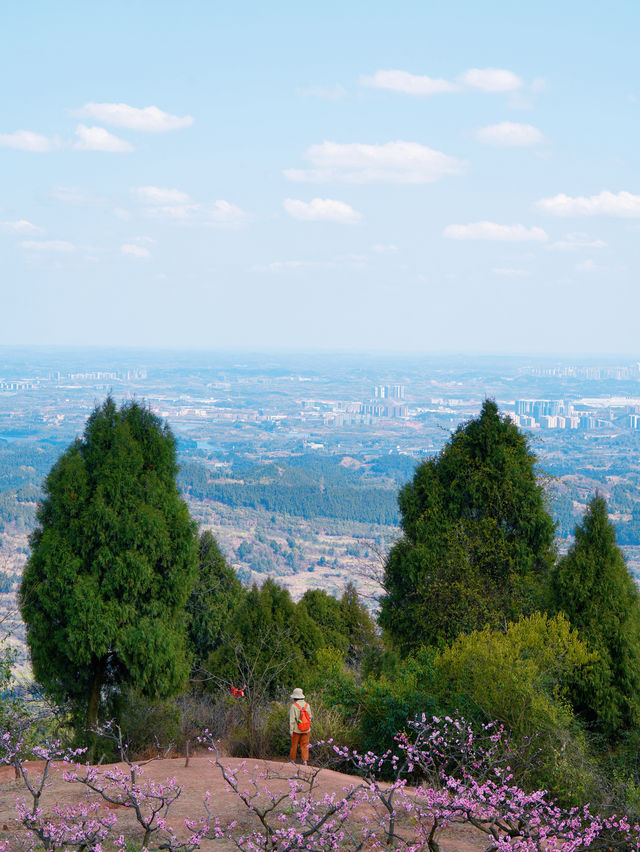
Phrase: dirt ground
[{"left": 0, "top": 756, "right": 489, "bottom": 851}]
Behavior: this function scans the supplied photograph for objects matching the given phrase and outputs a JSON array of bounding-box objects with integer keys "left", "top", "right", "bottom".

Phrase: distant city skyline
[{"left": 1, "top": 1, "right": 639, "bottom": 354}]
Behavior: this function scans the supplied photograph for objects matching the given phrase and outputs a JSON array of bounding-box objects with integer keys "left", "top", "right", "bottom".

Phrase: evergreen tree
[
  {"left": 339, "top": 581, "right": 379, "bottom": 665},
  {"left": 187, "top": 531, "right": 244, "bottom": 671},
  {"left": 208, "top": 578, "right": 324, "bottom": 692},
  {"left": 19, "top": 398, "right": 198, "bottom": 734},
  {"left": 299, "top": 589, "right": 349, "bottom": 654},
  {"left": 550, "top": 494, "right": 640, "bottom": 738},
  {"left": 380, "top": 400, "right": 556, "bottom": 651},
  {"left": 299, "top": 583, "right": 380, "bottom": 666}
]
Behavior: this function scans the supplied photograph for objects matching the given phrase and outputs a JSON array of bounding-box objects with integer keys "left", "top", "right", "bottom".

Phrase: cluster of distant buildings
[
  {"left": 0, "top": 380, "right": 38, "bottom": 391},
  {"left": 62, "top": 369, "right": 147, "bottom": 382},
  {"left": 0, "top": 368, "right": 147, "bottom": 392},
  {"left": 510, "top": 399, "right": 640, "bottom": 431},
  {"left": 357, "top": 385, "right": 408, "bottom": 422},
  {"left": 523, "top": 363, "right": 640, "bottom": 380},
  {"left": 372, "top": 385, "right": 405, "bottom": 400}
]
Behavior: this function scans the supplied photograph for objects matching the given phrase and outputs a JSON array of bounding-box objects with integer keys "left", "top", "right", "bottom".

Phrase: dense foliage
[
  {"left": 180, "top": 474, "right": 399, "bottom": 525},
  {"left": 19, "top": 398, "right": 198, "bottom": 732},
  {"left": 379, "top": 400, "right": 556, "bottom": 651},
  {"left": 206, "top": 579, "right": 379, "bottom": 696},
  {"left": 187, "top": 530, "right": 244, "bottom": 670},
  {"left": 551, "top": 494, "right": 640, "bottom": 739}
]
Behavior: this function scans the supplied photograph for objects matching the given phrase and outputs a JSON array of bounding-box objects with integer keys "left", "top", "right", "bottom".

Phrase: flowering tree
[
  {"left": 203, "top": 714, "right": 640, "bottom": 852},
  {"left": 2, "top": 712, "right": 640, "bottom": 851},
  {"left": 1, "top": 722, "right": 215, "bottom": 852},
  {"left": 205, "top": 736, "right": 373, "bottom": 852},
  {"left": 0, "top": 728, "right": 110, "bottom": 852},
  {"left": 65, "top": 722, "right": 214, "bottom": 851}
]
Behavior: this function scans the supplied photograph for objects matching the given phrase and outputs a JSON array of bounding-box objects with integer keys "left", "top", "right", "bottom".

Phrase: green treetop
[
  {"left": 550, "top": 494, "right": 640, "bottom": 739},
  {"left": 19, "top": 398, "right": 198, "bottom": 735},
  {"left": 208, "top": 578, "right": 325, "bottom": 692},
  {"left": 379, "top": 400, "right": 556, "bottom": 651},
  {"left": 299, "top": 582, "right": 379, "bottom": 666},
  {"left": 187, "top": 530, "right": 244, "bottom": 671},
  {"left": 298, "top": 588, "right": 349, "bottom": 655}
]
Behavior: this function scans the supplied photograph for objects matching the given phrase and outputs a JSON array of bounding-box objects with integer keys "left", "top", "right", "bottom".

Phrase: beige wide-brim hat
[{"left": 290, "top": 688, "right": 305, "bottom": 700}]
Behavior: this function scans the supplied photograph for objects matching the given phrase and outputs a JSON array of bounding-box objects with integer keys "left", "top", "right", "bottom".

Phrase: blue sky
[{"left": 2, "top": 0, "right": 639, "bottom": 354}]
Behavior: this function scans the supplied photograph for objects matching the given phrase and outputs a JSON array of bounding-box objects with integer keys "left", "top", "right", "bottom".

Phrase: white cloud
[
  {"left": 0, "top": 130, "right": 57, "bottom": 152},
  {"left": 296, "top": 85, "right": 346, "bottom": 100},
  {"left": 536, "top": 190, "right": 640, "bottom": 217},
  {"left": 443, "top": 221, "right": 548, "bottom": 241},
  {"left": 266, "top": 260, "right": 314, "bottom": 271},
  {"left": 141, "top": 197, "right": 247, "bottom": 226},
  {"left": 491, "top": 267, "right": 532, "bottom": 277},
  {"left": 360, "top": 67, "right": 524, "bottom": 96},
  {"left": 134, "top": 185, "right": 246, "bottom": 226},
  {"left": 285, "top": 140, "right": 466, "bottom": 184},
  {"left": 0, "top": 220, "right": 43, "bottom": 234},
  {"left": 458, "top": 68, "right": 523, "bottom": 92},
  {"left": 335, "top": 252, "right": 367, "bottom": 266},
  {"left": 147, "top": 204, "right": 194, "bottom": 220},
  {"left": 74, "top": 102, "right": 194, "bottom": 132},
  {"left": 474, "top": 121, "right": 544, "bottom": 146},
  {"left": 371, "top": 244, "right": 398, "bottom": 254},
  {"left": 576, "top": 258, "right": 604, "bottom": 271},
  {"left": 261, "top": 255, "right": 367, "bottom": 272},
  {"left": 283, "top": 197, "right": 362, "bottom": 224},
  {"left": 73, "top": 124, "right": 134, "bottom": 152},
  {"left": 51, "top": 186, "right": 105, "bottom": 205},
  {"left": 122, "top": 243, "right": 151, "bottom": 259},
  {"left": 199, "top": 200, "right": 247, "bottom": 225},
  {"left": 505, "top": 77, "right": 547, "bottom": 110},
  {"left": 20, "top": 240, "right": 75, "bottom": 252},
  {"left": 136, "top": 186, "right": 191, "bottom": 205},
  {"left": 360, "top": 70, "right": 459, "bottom": 95},
  {"left": 548, "top": 232, "right": 607, "bottom": 250}
]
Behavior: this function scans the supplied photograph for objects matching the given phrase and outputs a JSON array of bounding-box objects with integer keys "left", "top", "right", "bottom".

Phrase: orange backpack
[{"left": 296, "top": 701, "right": 310, "bottom": 733}]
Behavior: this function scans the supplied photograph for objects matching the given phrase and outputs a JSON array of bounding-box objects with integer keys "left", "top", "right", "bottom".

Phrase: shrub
[
  {"left": 356, "top": 647, "right": 440, "bottom": 758},
  {"left": 113, "top": 690, "right": 180, "bottom": 760},
  {"left": 432, "top": 612, "right": 603, "bottom": 802}
]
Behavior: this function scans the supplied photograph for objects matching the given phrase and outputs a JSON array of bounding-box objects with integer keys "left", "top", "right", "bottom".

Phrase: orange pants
[{"left": 290, "top": 731, "right": 310, "bottom": 762}]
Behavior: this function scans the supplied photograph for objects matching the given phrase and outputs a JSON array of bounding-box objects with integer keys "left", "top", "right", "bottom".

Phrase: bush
[
  {"left": 356, "top": 647, "right": 440, "bottom": 758},
  {"left": 432, "top": 612, "right": 603, "bottom": 803},
  {"left": 112, "top": 690, "right": 180, "bottom": 760},
  {"left": 307, "top": 698, "right": 358, "bottom": 764},
  {"left": 222, "top": 696, "right": 286, "bottom": 759}
]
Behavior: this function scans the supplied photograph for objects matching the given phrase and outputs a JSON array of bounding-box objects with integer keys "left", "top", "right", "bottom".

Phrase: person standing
[{"left": 289, "top": 687, "right": 312, "bottom": 764}]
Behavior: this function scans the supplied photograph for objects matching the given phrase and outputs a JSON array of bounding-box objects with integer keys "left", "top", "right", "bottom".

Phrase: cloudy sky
[{"left": 2, "top": 0, "right": 639, "bottom": 354}]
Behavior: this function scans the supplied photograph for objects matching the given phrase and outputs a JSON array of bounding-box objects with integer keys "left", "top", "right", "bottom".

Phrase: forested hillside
[{"left": 179, "top": 461, "right": 400, "bottom": 524}]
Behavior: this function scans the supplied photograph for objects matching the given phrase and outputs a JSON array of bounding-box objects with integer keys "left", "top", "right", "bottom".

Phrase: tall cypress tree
[
  {"left": 550, "top": 494, "right": 640, "bottom": 738},
  {"left": 379, "top": 400, "right": 556, "bottom": 651},
  {"left": 20, "top": 398, "right": 198, "bottom": 734}
]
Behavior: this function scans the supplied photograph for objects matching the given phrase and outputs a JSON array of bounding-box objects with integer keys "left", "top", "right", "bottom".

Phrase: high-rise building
[{"left": 373, "top": 384, "right": 405, "bottom": 400}]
